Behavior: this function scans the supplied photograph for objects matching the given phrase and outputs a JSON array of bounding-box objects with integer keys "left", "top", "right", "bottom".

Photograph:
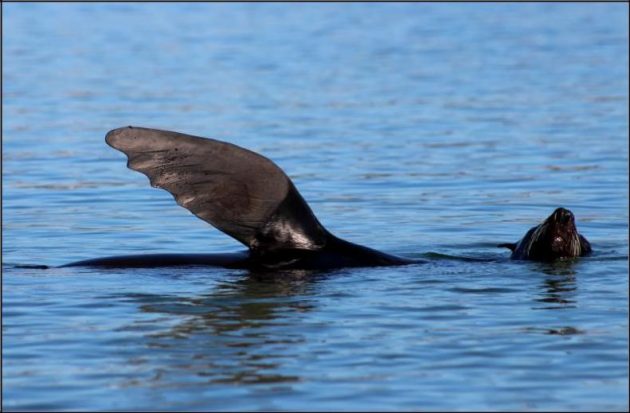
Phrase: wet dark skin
[
  {"left": 498, "top": 207, "right": 591, "bottom": 261},
  {"left": 64, "top": 127, "right": 591, "bottom": 270},
  {"left": 64, "top": 127, "right": 415, "bottom": 270}
]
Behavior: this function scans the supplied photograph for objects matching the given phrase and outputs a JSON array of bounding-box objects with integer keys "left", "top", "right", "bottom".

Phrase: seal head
[{"left": 498, "top": 208, "right": 591, "bottom": 261}]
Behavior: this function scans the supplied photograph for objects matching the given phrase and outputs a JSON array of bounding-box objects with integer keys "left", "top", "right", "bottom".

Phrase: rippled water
[{"left": 3, "top": 3, "right": 629, "bottom": 411}]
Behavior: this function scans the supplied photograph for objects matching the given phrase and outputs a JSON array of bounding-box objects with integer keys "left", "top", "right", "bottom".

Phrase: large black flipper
[{"left": 105, "top": 126, "right": 328, "bottom": 252}]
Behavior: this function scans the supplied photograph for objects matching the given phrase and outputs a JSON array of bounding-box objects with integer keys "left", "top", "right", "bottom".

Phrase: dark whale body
[
  {"left": 64, "top": 127, "right": 416, "bottom": 270},
  {"left": 498, "top": 207, "right": 591, "bottom": 261}
]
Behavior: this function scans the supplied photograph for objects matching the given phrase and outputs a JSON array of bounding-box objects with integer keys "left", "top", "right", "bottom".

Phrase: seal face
[{"left": 498, "top": 208, "right": 592, "bottom": 261}]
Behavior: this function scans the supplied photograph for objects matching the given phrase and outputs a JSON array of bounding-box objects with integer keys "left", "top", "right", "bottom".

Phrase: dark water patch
[
  {"left": 522, "top": 326, "right": 585, "bottom": 336},
  {"left": 547, "top": 326, "right": 584, "bottom": 336},
  {"left": 7, "top": 264, "right": 51, "bottom": 270},
  {"left": 418, "top": 304, "right": 471, "bottom": 312}
]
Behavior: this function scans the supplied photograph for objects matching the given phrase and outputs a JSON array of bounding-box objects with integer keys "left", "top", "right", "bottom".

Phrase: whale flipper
[{"left": 105, "top": 126, "right": 327, "bottom": 253}]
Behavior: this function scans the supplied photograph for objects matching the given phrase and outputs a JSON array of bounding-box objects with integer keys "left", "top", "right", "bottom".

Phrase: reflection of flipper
[{"left": 106, "top": 126, "right": 327, "bottom": 253}]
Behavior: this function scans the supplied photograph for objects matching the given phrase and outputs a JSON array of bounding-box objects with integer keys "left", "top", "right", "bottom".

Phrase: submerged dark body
[
  {"left": 498, "top": 208, "right": 591, "bottom": 261},
  {"left": 65, "top": 127, "right": 415, "bottom": 270},
  {"left": 64, "top": 238, "right": 411, "bottom": 270}
]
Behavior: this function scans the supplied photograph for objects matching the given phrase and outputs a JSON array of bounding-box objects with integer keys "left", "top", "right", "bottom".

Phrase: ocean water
[{"left": 2, "top": 3, "right": 628, "bottom": 411}]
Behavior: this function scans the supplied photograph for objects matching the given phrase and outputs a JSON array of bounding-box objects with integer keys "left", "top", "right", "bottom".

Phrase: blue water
[{"left": 3, "top": 3, "right": 628, "bottom": 411}]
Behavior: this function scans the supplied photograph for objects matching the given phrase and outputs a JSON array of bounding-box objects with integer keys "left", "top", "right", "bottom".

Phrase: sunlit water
[{"left": 3, "top": 3, "right": 628, "bottom": 411}]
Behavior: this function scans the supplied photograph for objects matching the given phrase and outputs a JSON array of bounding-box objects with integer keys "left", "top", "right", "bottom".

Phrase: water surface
[{"left": 3, "top": 3, "right": 628, "bottom": 411}]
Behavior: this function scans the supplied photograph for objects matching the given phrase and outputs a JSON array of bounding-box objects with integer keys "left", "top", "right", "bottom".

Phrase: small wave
[
  {"left": 419, "top": 252, "right": 498, "bottom": 262},
  {"left": 450, "top": 286, "right": 517, "bottom": 294}
]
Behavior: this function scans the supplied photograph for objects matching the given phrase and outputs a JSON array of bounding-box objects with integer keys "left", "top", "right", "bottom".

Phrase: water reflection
[
  {"left": 533, "top": 261, "right": 578, "bottom": 309},
  {"left": 119, "top": 270, "right": 325, "bottom": 385}
]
